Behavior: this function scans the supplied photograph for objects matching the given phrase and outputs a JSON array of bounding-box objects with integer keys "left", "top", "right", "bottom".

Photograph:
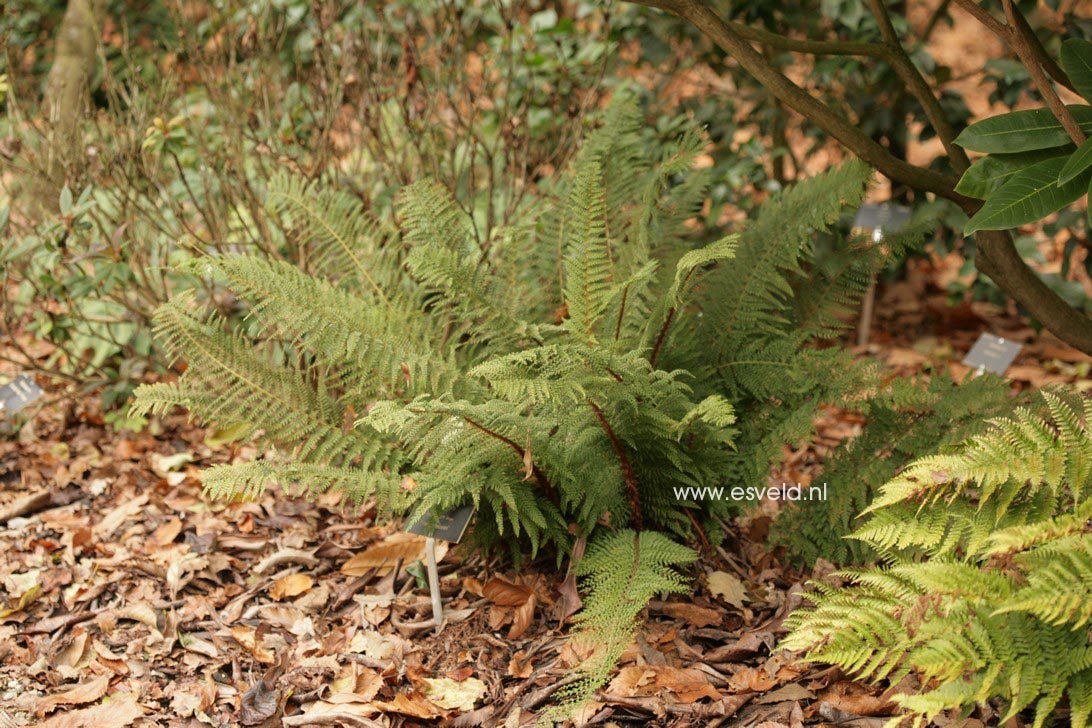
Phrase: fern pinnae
[{"left": 265, "top": 173, "right": 391, "bottom": 303}]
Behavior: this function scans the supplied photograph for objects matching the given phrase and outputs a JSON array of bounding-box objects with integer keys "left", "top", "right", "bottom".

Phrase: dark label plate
[
  {"left": 962, "top": 334, "right": 1022, "bottom": 375},
  {"left": 0, "top": 375, "right": 42, "bottom": 414},
  {"left": 405, "top": 504, "right": 474, "bottom": 543},
  {"left": 853, "top": 203, "right": 912, "bottom": 233}
]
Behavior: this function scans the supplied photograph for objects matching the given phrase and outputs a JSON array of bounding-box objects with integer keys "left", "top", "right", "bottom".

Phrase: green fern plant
[
  {"left": 132, "top": 97, "right": 913, "bottom": 716},
  {"left": 772, "top": 372, "right": 1014, "bottom": 566},
  {"left": 783, "top": 388, "right": 1092, "bottom": 728}
]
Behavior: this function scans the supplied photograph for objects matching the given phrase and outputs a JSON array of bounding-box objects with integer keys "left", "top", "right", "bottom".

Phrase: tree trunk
[{"left": 36, "top": 0, "right": 104, "bottom": 212}]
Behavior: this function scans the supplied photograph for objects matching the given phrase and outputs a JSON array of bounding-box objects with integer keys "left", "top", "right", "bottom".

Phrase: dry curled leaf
[
  {"left": 270, "top": 573, "right": 314, "bottom": 600},
  {"left": 707, "top": 571, "right": 747, "bottom": 608},
  {"left": 422, "top": 676, "right": 487, "bottom": 711},
  {"left": 373, "top": 692, "right": 445, "bottom": 719},
  {"left": 36, "top": 692, "right": 144, "bottom": 728},
  {"left": 341, "top": 533, "right": 444, "bottom": 577},
  {"left": 606, "top": 665, "right": 721, "bottom": 704},
  {"left": 661, "top": 602, "right": 722, "bottom": 628},
  {"left": 35, "top": 675, "right": 110, "bottom": 717},
  {"left": 482, "top": 578, "right": 536, "bottom": 639}
]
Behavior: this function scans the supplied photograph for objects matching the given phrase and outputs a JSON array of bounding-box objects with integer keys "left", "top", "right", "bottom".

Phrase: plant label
[
  {"left": 962, "top": 334, "right": 1022, "bottom": 375},
  {"left": 0, "top": 375, "right": 42, "bottom": 414},
  {"left": 853, "top": 203, "right": 913, "bottom": 236},
  {"left": 406, "top": 504, "right": 474, "bottom": 544}
]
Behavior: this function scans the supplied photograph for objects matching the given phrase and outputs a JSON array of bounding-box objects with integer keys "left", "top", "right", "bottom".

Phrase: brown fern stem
[
  {"left": 684, "top": 508, "right": 713, "bottom": 557},
  {"left": 588, "top": 401, "right": 643, "bottom": 530},
  {"left": 650, "top": 268, "right": 695, "bottom": 368},
  {"left": 649, "top": 307, "right": 675, "bottom": 369},
  {"left": 459, "top": 415, "right": 559, "bottom": 506}
]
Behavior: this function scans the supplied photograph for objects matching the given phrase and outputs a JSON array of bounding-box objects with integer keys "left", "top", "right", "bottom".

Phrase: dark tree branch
[
  {"left": 726, "top": 23, "right": 887, "bottom": 57},
  {"left": 1007, "top": 4, "right": 1076, "bottom": 93},
  {"left": 976, "top": 230, "right": 1092, "bottom": 354},
  {"left": 629, "top": 0, "right": 967, "bottom": 202},
  {"left": 865, "top": 0, "right": 969, "bottom": 171},
  {"left": 951, "top": 0, "right": 1009, "bottom": 38},
  {"left": 1002, "top": 0, "right": 1085, "bottom": 145},
  {"left": 627, "top": 0, "right": 1092, "bottom": 355},
  {"left": 952, "top": 0, "right": 1075, "bottom": 93}
]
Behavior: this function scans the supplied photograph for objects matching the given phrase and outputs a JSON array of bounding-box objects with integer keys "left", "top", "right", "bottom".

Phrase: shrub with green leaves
[
  {"left": 131, "top": 99, "right": 916, "bottom": 714},
  {"left": 957, "top": 39, "right": 1092, "bottom": 233},
  {"left": 784, "top": 388, "right": 1092, "bottom": 728}
]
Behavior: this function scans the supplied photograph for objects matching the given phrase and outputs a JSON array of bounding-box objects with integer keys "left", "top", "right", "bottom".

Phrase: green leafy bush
[
  {"left": 1, "top": 1, "right": 613, "bottom": 409},
  {"left": 958, "top": 39, "right": 1092, "bottom": 232},
  {"left": 784, "top": 388, "right": 1092, "bottom": 728}
]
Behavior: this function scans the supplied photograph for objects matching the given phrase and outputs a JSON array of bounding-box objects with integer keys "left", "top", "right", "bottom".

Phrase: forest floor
[{"left": 1, "top": 252, "right": 1090, "bottom": 728}]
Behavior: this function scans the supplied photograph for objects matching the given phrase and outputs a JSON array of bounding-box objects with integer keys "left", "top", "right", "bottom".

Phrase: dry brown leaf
[
  {"left": 606, "top": 665, "right": 721, "bottom": 703},
  {"left": 36, "top": 692, "right": 144, "bottom": 728},
  {"left": 819, "top": 681, "right": 897, "bottom": 717},
  {"left": 422, "top": 676, "right": 487, "bottom": 711},
  {"left": 661, "top": 602, "right": 722, "bottom": 628},
  {"left": 483, "top": 578, "right": 536, "bottom": 639},
  {"left": 482, "top": 578, "right": 533, "bottom": 607},
  {"left": 152, "top": 518, "right": 182, "bottom": 546},
  {"left": 341, "top": 533, "right": 441, "bottom": 577},
  {"left": 704, "top": 631, "right": 769, "bottom": 663},
  {"left": 707, "top": 571, "right": 747, "bottom": 608},
  {"left": 509, "top": 594, "right": 535, "bottom": 640},
  {"left": 728, "top": 666, "right": 781, "bottom": 693},
  {"left": 93, "top": 494, "right": 148, "bottom": 539},
  {"left": 755, "top": 683, "right": 816, "bottom": 704},
  {"left": 270, "top": 573, "right": 314, "bottom": 600},
  {"left": 373, "top": 692, "right": 446, "bottom": 719},
  {"left": 35, "top": 675, "right": 111, "bottom": 717},
  {"left": 508, "top": 650, "right": 534, "bottom": 678},
  {"left": 231, "top": 626, "right": 276, "bottom": 664}
]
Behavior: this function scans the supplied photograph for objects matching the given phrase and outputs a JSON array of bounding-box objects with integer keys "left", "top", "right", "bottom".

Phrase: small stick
[{"left": 856, "top": 228, "right": 885, "bottom": 347}]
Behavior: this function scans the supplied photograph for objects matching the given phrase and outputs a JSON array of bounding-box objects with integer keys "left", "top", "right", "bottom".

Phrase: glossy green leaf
[
  {"left": 1059, "top": 137, "right": 1092, "bottom": 185},
  {"left": 1061, "top": 39, "right": 1092, "bottom": 104},
  {"left": 954, "top": 106, "right": 1092, "bottom": 153},
  {"left": 965, "top": 156, "right": 1090, "bottom": 233},
  {"left": 955, "top": 148, "right": 1071, "bottom": 199}
]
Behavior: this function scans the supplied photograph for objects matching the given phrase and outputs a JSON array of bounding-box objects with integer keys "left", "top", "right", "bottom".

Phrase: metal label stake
[
  {"left": 406, "top": 504, "right": 474, "bottom": 628},
  {"left": 852, "top": 203, "right": 912, "bottom": 347},
  {"left": 425, "top": 536, "right": 443, "bottom": 626}
]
